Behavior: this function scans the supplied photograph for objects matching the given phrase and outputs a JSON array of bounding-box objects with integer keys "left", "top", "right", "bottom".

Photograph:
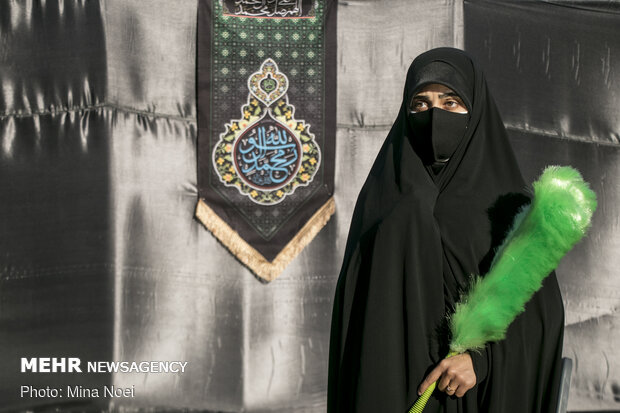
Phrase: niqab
[{"left": 327, "top": 48, "right": 564, "bottom": 412}]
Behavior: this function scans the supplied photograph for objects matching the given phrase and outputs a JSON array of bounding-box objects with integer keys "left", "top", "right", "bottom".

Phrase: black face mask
[{"left": 407, "top": 108, "right": 469, "bottom": 166}]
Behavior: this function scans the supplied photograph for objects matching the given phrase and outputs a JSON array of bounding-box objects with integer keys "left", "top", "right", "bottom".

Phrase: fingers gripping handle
[
  {"left": 407, "top": 351, "right": 459, "bottom": 413},
  {"left": 408, "top": 381, "right": 436, "bottom": 413}
]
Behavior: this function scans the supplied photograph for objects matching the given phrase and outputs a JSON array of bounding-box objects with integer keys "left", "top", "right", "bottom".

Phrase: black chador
[{"left": 327, "top": 48, "right": 564, "bottom": 412}]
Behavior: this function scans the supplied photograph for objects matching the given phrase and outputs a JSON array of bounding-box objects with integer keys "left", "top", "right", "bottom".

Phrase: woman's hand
[{"left": 417, "top": 353, "right": 477, "bottom": 398}]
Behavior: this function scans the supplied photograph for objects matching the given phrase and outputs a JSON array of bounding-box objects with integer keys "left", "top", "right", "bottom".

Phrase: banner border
[{"left": 195, "top": 196, "right": 335, "bottom": 281}]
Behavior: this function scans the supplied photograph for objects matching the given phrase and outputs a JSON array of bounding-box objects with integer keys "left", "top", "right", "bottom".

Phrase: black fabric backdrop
[{"left": 464, "top": 2, "right": 620, "bottom": 410}]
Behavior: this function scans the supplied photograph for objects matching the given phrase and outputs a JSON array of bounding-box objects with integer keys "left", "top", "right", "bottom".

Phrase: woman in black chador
[{"left": 327, "top": 48, "right": 564, "bottom": 412}]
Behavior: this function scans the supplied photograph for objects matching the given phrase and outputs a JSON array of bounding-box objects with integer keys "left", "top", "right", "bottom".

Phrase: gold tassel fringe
[{"left": 195, "top": 197, "right": 335, "bottom": 282}]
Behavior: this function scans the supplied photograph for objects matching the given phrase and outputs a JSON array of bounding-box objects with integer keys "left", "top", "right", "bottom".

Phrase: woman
[{"left": 327, "top": 48, "right": 564, "bottom": 412}]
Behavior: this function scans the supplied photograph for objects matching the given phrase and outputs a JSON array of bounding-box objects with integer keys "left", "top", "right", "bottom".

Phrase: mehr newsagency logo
[{"left": 212, "top": 58, "right": 321, "bottom": 205}]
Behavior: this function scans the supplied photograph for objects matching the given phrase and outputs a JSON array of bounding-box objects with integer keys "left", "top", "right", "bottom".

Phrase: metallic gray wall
[
  {"left": 104, "top": 1, "right": 462, "bottom": 411},
  {"left": 464, "top": 2, "right": 620, "bottom": 409},
  {"left": 0, "top": 1, "right": 112, "bottom": 410},
  {"left": 2, "top": 0, "right": 618, "bottom": 412}
]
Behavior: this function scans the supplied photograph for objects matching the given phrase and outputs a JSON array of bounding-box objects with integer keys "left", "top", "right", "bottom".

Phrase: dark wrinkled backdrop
[
  {"left": 464, "top": 2, "right": 620, "bottom": 410},
  {"left": 0, "top": 0, "right": 618, "bottom": 412}
]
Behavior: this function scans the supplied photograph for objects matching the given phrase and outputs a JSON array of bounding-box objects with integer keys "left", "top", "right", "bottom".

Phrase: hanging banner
[{"left": 196, "top": 0, "right": 336, "bottom": 281}]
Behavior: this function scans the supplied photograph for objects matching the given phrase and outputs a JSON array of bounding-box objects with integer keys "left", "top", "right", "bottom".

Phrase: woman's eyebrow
[{"left": 439, "top": 92, "right": 461, "bottom": 99}]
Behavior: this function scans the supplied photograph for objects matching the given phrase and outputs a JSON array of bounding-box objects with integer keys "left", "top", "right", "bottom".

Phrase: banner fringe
[{"left": 195, "top": 197, "right": 335, "bottom": 282}]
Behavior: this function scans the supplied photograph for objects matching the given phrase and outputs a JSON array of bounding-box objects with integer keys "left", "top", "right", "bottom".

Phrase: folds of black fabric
[{"left": 327, "top": 48, "right": 564, "bottom": 413}]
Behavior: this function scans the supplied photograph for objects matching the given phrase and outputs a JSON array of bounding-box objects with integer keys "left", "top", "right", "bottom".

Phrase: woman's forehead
[{"left": 415, "top": 83, "right": 457, "bottom": 95}]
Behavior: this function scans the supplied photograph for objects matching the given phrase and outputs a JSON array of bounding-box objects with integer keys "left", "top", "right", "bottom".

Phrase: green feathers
[{"left": 449, "top": 166, "right": 597, "bottom": 354}]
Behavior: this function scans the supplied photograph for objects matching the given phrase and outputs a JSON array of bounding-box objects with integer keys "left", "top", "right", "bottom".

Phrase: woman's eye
[{"left": 412, "top": 100, "right": 428, "bottom": 111}]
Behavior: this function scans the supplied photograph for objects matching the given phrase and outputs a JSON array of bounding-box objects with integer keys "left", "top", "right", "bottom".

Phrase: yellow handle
[
  {"left": 408, "top": 380, "right": 436, "bottom": 413},
  {"left": 407, "top": 351, "right": 459, "bottom": 413}
]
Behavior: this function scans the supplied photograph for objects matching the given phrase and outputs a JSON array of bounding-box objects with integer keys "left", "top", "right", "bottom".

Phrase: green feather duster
[
  {"left": 409, "top": 166, "right": 597, "bottom": 413},
  {"left": 450, "top": 165, "right": 596, "bottom": 353}
]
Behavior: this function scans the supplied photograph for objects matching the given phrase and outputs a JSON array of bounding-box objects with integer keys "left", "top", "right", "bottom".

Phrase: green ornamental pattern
[{"left": 210, "top": 1, "right": 327, "bottom": 206}]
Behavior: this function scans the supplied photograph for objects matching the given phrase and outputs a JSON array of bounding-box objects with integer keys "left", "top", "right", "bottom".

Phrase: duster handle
[{"left": 407, "top": 351, "right": 459, "bottom": 413}]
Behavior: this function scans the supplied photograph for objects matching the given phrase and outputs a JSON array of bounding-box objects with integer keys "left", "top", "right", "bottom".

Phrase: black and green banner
[{"left": 196, "top": 0, "right": 336, "bottom": 281}]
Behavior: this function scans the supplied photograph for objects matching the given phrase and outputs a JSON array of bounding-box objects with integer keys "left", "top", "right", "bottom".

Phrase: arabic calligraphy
[
  {"left": 212, "top": 58, "right": 321, "bottom": 205},
  {"left": 221, "top": 0, "right": 312, "bottom": 18},
  {"left": 234, "top": 117, "right": 300, "bottom": 189}
]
